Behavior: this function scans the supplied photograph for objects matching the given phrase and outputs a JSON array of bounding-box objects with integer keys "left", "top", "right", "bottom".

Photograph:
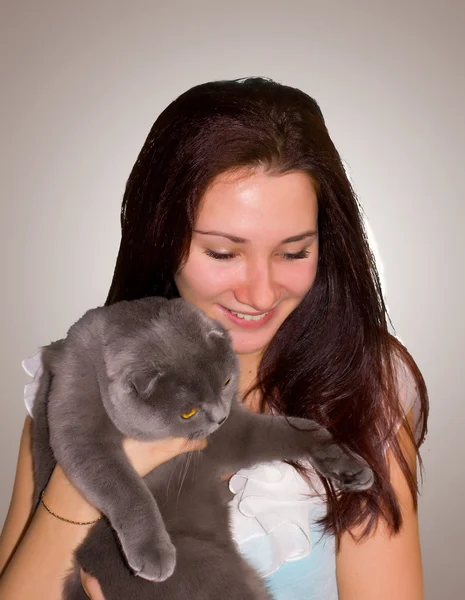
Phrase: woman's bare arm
[
  {"left": 0, "top": 417, "right": 35, "bottom": 573},
  {"left": 0, "top": 416, "right": 206, "bottom": 600},
  {"left": 336, "top": 411, "right": 424, "bottom": 599},
  {"left": 0, "top": 417, "right": 105, "bottom": 599}
]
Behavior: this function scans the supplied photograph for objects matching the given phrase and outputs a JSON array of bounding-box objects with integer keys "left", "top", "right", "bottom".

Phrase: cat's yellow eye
[
  {"left": 223, "top": 377, "right": 231, "bottom": 387},
  {"left": 181, "top": 408, "right": 198, "bottom": 419}
]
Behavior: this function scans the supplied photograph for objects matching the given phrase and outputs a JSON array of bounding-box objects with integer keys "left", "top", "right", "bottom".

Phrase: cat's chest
[{"left": 144, "top": 454, "right": 218, "bottom": 495}]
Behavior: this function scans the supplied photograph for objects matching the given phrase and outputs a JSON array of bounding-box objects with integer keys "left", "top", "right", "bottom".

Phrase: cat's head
[{"left": 102, "top": 298, "right": 239, "bottom": 441}]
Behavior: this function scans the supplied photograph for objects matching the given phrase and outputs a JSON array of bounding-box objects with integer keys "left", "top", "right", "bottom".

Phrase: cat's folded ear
[
  {"left": 207, "top": 328, "right": 225, "bottom": 339},
  {"left": 196, "top": 311, "right": 228, "bottom": 340},
  {"left": 103, "top": 345, "right": 163, "bottom": 398},
  {"left": 128, "top": 369, "right": 164, "bottom": 397}
]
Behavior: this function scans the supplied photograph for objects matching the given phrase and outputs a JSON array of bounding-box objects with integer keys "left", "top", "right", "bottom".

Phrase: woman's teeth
[{"left": 229, "top": 310, "right": 269, "bottom": 321}]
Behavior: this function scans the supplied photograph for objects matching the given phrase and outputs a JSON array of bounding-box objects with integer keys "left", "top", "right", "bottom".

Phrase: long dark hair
[{"left": 106, "top": 77, "right": 428, "bottom": 541}]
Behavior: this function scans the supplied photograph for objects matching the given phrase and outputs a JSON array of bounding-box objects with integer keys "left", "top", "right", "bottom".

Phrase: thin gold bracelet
[{"left": 40, "top": 490, "right": 102, "bottom": 526}]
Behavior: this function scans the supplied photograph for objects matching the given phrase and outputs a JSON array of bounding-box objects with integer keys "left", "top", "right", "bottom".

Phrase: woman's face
[{"left": 174, "top": 168, "right": 319, "bottom": 357}]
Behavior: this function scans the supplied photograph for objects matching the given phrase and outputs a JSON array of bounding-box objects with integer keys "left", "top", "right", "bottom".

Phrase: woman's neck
[{"left": 237, "top": 351, "right": 263, "bottom": 412}]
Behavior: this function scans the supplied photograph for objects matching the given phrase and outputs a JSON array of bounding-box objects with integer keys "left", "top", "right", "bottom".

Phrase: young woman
[{"left": 0, "top": 77, "right": 428, "bottom": 600}]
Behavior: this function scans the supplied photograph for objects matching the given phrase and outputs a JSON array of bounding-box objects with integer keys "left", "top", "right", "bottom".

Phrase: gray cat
[{"left": 31, "top": 296, "right": 374, "bottom": 600}]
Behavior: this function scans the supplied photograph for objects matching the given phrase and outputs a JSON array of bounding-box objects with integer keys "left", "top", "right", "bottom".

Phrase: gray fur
[{"left": 31, "top": 296, "right": 374, "bottom": 600}]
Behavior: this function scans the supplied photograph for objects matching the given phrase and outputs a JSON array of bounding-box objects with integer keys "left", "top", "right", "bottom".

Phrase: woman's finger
[{"left": 80, "top": 569, "right": 106, "bottom": 600}]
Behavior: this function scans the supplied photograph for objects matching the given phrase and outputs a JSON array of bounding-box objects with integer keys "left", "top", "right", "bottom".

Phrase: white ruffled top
[
  {"left": 228, "top": 461, "right": 325, "bottom": 577},
  {"left": 22, "top": 351, "right": 44, "bottom": 416}
]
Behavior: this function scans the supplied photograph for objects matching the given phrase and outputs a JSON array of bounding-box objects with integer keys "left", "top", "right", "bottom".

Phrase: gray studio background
[{"left": 1, "top": 1, "right": 464, "bottom": 598}]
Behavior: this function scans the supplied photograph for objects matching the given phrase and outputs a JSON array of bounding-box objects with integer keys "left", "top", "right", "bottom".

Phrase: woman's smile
[{"left": 218, "top": 304, "right": 278, "bottom": 329}]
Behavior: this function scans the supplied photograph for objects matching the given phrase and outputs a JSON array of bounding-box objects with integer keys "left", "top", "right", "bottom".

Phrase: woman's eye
[
  {"left": 282, "top": 249, "right": 310, "bottom": 260},
  {"left": 223, "top": 377, "right": 231, "bottom": 387},
  {"left": 180, "top": 408, "right": 198, "bottom": 419},
  {"left": 205, "top": 249, "right": 310, "bottom": 261},
  {"left": 205, "top": 249, "right": 236, "bottom": 260}
]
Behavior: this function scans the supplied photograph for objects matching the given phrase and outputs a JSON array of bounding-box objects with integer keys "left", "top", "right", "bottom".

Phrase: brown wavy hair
[{"left": 106, "top": 77, "right": 428, "bottom": 542}]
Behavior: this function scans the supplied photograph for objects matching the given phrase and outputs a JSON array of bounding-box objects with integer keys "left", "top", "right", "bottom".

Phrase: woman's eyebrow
[{"left": 193, "top": 230, "right": 317, "bottom": 244}]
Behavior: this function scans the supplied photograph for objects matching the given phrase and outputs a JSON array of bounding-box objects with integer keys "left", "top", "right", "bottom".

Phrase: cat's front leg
[
  {"left": 52, "top": 439, "right": 176, "bottom": 582},
  {"left": 210, "top": 405, "right": 374, "bottom": 492}
]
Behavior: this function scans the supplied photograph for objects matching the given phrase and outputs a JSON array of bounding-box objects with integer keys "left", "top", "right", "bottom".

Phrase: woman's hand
[
  {"left": 81, "top": 569, "right": 105, "bottom": 599},
  {"left": 79, "top": 435, "right": 207, "bottom": 598},
  {"left": 122, "top": 435, "right": 207, "bottom": 477}
]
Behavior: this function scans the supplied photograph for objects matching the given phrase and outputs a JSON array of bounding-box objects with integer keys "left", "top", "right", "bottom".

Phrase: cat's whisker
[
  {"left": 193, "top": 445, "right": 201, "bottom": 479},
  {"left": 174, "top": 453, "right": 183, "bottom": 493},
  {"left": 165, "top": 458, "right": 177, "bottom": 501},
  {"left": 177, "top": 450, "right": 194, "bottom": 506}
]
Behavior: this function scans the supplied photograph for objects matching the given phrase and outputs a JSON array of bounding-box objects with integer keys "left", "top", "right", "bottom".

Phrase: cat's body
[{"left": 31, "top": 297, "right": 374, "bottom": 600}]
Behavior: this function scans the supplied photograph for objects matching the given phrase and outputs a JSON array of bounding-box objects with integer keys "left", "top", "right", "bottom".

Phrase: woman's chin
[{"left": 231, "top": 335, "right": 270, "bottom": 357}]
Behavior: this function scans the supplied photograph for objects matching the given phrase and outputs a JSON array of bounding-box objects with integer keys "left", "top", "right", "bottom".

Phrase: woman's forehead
[{"left": 195, "top": 169, "right": 318, "bottom": 238}]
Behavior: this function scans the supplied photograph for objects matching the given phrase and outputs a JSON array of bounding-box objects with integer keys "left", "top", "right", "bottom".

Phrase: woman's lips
[{"left": 217, "top": 304, "right": 276, "bottom": 328}]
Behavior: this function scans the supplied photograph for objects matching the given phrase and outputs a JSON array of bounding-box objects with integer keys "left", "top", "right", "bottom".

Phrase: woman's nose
[{"left": 235, "top": 260, "right": 280, "bottom": 312}]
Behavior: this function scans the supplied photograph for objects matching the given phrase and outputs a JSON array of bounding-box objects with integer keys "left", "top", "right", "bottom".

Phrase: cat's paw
[
  {"left": 126, "top": 534, "right": 177, "bottom": 582},
  {"left": 326, "top": 454, "right": 374, "bottom": 492},
  {"left": 313, "top": 447, "right": 374, "bottom": 492}
]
